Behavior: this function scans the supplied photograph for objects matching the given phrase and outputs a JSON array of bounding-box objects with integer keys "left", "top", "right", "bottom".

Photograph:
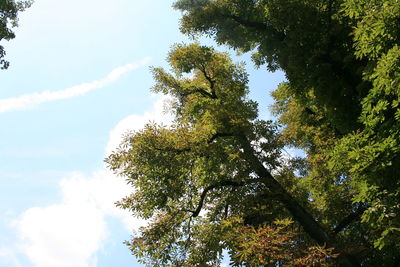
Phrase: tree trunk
[{"left": 238, "top": 135, "right": 359, "bottom": 267}]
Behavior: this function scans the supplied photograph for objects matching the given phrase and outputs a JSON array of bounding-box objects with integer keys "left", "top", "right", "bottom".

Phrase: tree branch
[
  {"left": 226, "top": 14, "right": 267, "bottom": 32},
  {"left": 333, "top": 204, "right": 368, "bottom": 234},
  {"left": 225, "top": 14, "right": 285, "bottom": 42},
  {"left": 198, "top": 65, "right": 217, "bottom": 98},
  {"left": 181, "top": 87, "right": 217, "bottom": 99},
  {"left": 188, "top": 178, "right": 262, "bottom": 218},
  {"left": 208, "top": 132, "right": 234, "bottom": 143},
  {"left": 191, "top": 180, "right": 244, "bottom": 217}
]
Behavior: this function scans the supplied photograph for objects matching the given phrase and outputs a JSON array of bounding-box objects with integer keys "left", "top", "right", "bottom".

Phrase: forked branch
[{"left": 187, "top": 178, "right": 263, "bottom": 218}]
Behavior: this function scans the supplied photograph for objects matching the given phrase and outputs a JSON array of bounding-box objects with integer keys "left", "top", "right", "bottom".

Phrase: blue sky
[{"left": 0, "top": 1, "right": 285, "bottom": 266}]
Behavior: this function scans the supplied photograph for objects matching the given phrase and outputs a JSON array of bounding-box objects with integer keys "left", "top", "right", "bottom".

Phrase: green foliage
[
  {"left": 109, "top": 0, "right": 400, "bottom": 265},
  {"left": 107, "top": 44, "right": 291, "bottom": 266},
  {"left": 174, "top": 0, "right": 368, "bottom": 134},
  {"left": 331, "top": 0, "right": 400, "bottom": 255},
  {"left": 0, "top": 0, "right": 32, "bottom": 69},
  {"left": 172, "top": 0, "right": 400, "bottom": 264}
]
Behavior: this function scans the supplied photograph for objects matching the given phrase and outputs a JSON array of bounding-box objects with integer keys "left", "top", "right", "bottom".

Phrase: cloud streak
[{"left": 0, "top": 57, "right": 151, "bottom": 113}]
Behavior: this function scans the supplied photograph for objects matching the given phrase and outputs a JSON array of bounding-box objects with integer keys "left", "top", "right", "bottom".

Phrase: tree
[
  {"left": 107, "top": 44, "right": 358, "bottom": 266},
  {"left": 0, "top": 0, "right": 32, "bottom": 69},
  {"left": 107, "top": 0, "right": 399, "bottom": 265},
  {"left": 172, "top": 0, "right": 400, "bottom": 265}
]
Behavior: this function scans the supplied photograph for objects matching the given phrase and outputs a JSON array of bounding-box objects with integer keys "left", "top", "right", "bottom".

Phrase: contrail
[{"left": 0, "top": 57, "right": 151, "bottom": 113}]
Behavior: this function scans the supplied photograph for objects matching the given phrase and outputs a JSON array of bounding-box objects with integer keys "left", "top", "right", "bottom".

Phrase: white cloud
[
  {"left": 17, "top": 202, "right": 106, "bottom": 267},
  {"left": 14, "top": 169, "right": 145, "bottom": 267},
  {"left": 10, "top": 96, "right": 172, "bottom": 267},
  {"left": 0, "top": 57, "right": 151, "bottom": 113}
]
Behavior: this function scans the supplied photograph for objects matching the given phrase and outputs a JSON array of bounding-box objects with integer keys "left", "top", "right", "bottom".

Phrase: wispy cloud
[{"left": 0, "top": 57, "right": 151, "bottom": 113}]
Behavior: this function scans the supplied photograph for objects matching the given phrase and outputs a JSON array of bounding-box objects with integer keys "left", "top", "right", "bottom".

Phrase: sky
[{"left": 0, "top": 1, "right": 285, "bottom": 266}]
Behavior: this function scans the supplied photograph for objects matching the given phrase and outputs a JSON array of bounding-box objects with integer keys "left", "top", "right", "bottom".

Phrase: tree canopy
[
  {"left": 0, "top": 0, "right": 32, "bottom": 69},
  {"left": 107, "top": 0, "right": 399, "bottom": 266}
]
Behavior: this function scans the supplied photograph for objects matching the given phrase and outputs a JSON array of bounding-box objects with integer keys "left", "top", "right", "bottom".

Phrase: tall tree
[
  {"left": 0, "top": 0, "right": 32, "bottom": 69},
  {"left": 107, "top": 44, "right": 358, "bottom": 266},
  {"left": 173, "top": 0, "right": 400, "bottom": 265}
]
